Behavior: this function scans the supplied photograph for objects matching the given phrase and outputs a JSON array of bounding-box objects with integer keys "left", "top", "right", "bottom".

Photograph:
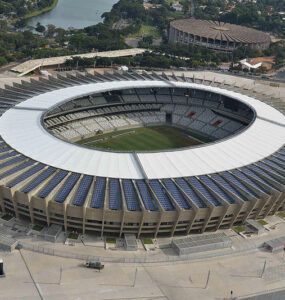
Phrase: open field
[
  {"left": 128, "top": 24, "right": 161, "bottom": 39},
  {"left": 77, "top": 125, "right": 210, "bottom": 151}
]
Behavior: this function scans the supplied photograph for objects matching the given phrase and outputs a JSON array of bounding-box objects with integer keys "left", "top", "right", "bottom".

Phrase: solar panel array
[
  {"left": 149, "top": 180, "right": 175, "bottom": 211},
  {"left": 0, "top": 160, "right": 34, "bottom": 180},
  {"left": 91, "top": 177, "right": 106, "bottom": 208},
  {"left": 0, "top": 152, "right": 18, "bottom": 161},
  {"left": 162, "top": 179, "right": 191, "bottom": 209},
  {"left": 249, "top": 165, "right": 281, "bottom": 184},
  {"left": 136, "top": 180, "right": 157, "bottom": 211},
  {"left": 123, "top": 179, "right": 140, "bottom": 211},
  {"left": 73, "top": 175, "right": 93, "bottom": 206},
  {"left": 0, "top": 156, "right": 25, "bottom": 169},
  {"left": 268, "top": 157, "right": 285, "bottom": 168},
  {"left": 38, "top": 170, "right": 68, "bottom": 198},
  {"left": 188, "top": 177, "right": 220, "bottom": 206},
  {"left": 8, "top": 163, "right": 45, "bottom": 188},
  {"left": 175, "top": 178, "right": 206, "bottom": 208},
  {"left": 55, "top": 173, "right": 80, "bottom": 203},
  {"left": 231, "top": 169, "right": 268, "bottom": 194},
  {"left": 22, "top": 167, "right": 56, "bottom": 193},
  {"left": 109, "top": 179, "right": 121, "bottom": 210},
  {"left": 199, "top": 175, "right": 235, "bottom": 204},
  {"left": 211, "top": 173, "right": 247, "bottom": 201},
  {"left": 222, "top": 171, "right": 258, "bottom": 198}
]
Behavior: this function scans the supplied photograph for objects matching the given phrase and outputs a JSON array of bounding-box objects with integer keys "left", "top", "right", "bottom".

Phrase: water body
[{"left": 28, "top": 0, "right": 118, "bottom": 29}]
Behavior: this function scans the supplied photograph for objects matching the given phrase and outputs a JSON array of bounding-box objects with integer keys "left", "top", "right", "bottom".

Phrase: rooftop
[{"left": 170, "top": 18, "right": 271, "bottom": 44}]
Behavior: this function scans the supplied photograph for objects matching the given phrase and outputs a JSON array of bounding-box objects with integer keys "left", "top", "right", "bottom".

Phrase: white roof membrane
[{"left": 0, "top": 80, "right": 284, "bottom": 179}]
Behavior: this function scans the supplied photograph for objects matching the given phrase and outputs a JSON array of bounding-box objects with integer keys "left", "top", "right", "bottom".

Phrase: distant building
[
  {"left": 169, "top": 18, "right": 271, "bottom": 52},
  {"left": 172, "top": 1, "right": 183, "bottom": 12},
  {"left": 218, "top": 62, "right": 231, "bottom": 71},
  {"left": 240, "top": 56, "right": 274, "bottom": 71}
]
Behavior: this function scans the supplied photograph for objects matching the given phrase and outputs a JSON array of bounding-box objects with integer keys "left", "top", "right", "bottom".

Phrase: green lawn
[
  {"left": 68, "top": 232, "right": 79, "bottom": 240},
  {"left": 234, "top": 226, "right": 245, "bottom": 233},
  {"left": 77, "top": 126, "right": 210, "bottom": 151},
  {"left": 278, "top": 212, "right": 285, "bottom": 218},
  {"left": 258, "top": 220, "right": 268, "bottom": 226},
  {"left": 32, "top": 225, "right": 44, "bottom": 232},
  {"left": 1, "top": 214, "right": 13, "bottom": 221},
  {"left": 128, "top": 25, "right": 161, "bottom": 39},
  {"left": 106, "top": 237, "right": 116, "bottom": 244},
  {"left": 142, "top": 238, "right": 153, "bottom": 245}
]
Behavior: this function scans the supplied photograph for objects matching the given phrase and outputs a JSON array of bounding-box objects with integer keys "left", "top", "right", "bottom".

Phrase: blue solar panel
[
  {"left": 0, "top": 152, "right": 18, "bottom": 161},
  {"left": 123, "top": 179, "right": 140, "bottom": 211},
  {"left": 248, "top": 165, "right": 282, "bottom": 184},
  {"left": 240, "top": 167, "right": 270, "bottom": 186},
  {"left": 263, "top": 159, "right": 285, "bottom": 174},
  {"left": 0, "top": 160, "right": 34, "bottom": 180},
  {"left": 109, "top": 179, "right": 121, "bottom": 210},
  {"left": 221, "top": 171, "right": 258, "bottom": 197},
  {"left": 175, "top": 178, "right": 206, "bottom": 208},
  {"left": 270, "top": 156, "right": 285, "bottom": 167},
  {"left": 199, "top": 175, "right": 235, "bottom": 204},
  {"left": 162, "top": 179, "right": 191, "bottom": 209},
  {"left": 275, "top": 153, "right": 285, "bottom": 162},
  {"left": 73, "top": 175, "right": 93, "bottom": 206},
  {"left": 231, "top": 170, "right": 268, "bottom": 194},
  {"left": 256, "top": 162, "right": 285, "bottom": 179},
  {"left": 8, "top": 163, "right": 45, "bottom": 188},
  {"left": 91, "top": 177, "right": 106, "bottom": 208},
  {"left": 22, "top": 167, "right": 56, "bottom": 193},
  {"left": 38, "top": 170, "right": 68, "bottom": 198},
  {"left": 211, "top": 173, "right": 248, "bottom": 201},
  {"left": 0, "top": 147, "right": 9, "bottom": 154},
  {"left": 188, "top": 177, "right": 220, "bottom": 206},
  {"left": 149, "top": 180, "right": 175, "bottom": 211},
  {"left": 55, "top": 173, "right": 80, "bottom": 203},
  {"left": 0, "top": 156, "right": 25, "bottom": 170},
  {"left": 136, "top": 180, "right": 157, "bottom": 211}
]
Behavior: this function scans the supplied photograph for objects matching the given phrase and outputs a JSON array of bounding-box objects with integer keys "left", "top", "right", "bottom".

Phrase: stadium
[
  {"left": 169, "top": 18, "right": 271, "bottom": 52},
  {"left": 0, "top": 71, "right": 284, "bottom": 238}
]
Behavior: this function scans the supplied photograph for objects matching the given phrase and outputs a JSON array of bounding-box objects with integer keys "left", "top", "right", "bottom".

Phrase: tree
[
  {"left": 36, "top": 22, "right": 45, "bottom": 34},
  {"left": 46, "top": 24, "right": 56, "bottom": 38}
]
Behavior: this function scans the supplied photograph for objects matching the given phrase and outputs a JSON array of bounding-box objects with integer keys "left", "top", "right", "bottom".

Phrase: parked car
[{"left": 85, "top": 261, "right": 104, "bottom": 270}]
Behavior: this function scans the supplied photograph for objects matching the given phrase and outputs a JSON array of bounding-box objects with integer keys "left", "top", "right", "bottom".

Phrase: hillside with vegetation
[
  {"left": 0, "top": 0, "right": 58, "bottom": 18},
  {"left": 0, "top": 0, "right": 284, "bottom": 74}
]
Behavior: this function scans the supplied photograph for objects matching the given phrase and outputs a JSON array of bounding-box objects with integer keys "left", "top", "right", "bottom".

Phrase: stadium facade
[
  {"left": 0, "top": 71, "right": 284, "bottom": 237},
  {"left": 169, "top": 19, "right": 271, "bottom": 52}
]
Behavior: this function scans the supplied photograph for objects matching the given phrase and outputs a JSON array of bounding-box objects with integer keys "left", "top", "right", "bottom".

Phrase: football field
[{"left": 77, "top": 126, "right": 212, "bottom": 151}]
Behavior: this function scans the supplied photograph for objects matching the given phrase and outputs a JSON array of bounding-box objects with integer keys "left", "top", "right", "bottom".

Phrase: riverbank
[{"left": 23, "top": 0, "right": 59, "bottom": 20}]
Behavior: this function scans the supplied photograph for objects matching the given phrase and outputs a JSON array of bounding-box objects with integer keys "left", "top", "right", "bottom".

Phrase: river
[{"left": 27, "top": 0, "right": 118, "bottom": 29}]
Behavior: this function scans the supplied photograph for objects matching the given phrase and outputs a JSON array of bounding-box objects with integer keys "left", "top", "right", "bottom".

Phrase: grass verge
[
  {"left": 142, "top": 238, "right": 153, "bottom": 244},
  {"left": 257, "top": 220, "right": 268, "bottom": 226},
  {"left": 32, "top": 225, "right": 44, "bottom": 232},
  {"left": 277, "top": 212, "right": 285, "bottom": 218},
  {"left": 1, "top": 214, "right": 13, "bottom": 221},
  {"left": 106, "top": 237, "right": 116, "bottom": 243},
  {"left": 128, "top": 25, "right": 161, "bottom": 39},
  {"left": 68, "top": 232, "right": 79, "bottom": 240},
  {"left": 234, "top": 226, "right": 245, "bottom": 233},
  {"left": 24, "top": 0, "right": 59, "bottom": 19}
]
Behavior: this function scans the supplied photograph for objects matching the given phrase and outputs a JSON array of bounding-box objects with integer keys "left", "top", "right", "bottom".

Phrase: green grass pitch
[{"left": 77, "top": 126, "right": 212, "bottom": 151}]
